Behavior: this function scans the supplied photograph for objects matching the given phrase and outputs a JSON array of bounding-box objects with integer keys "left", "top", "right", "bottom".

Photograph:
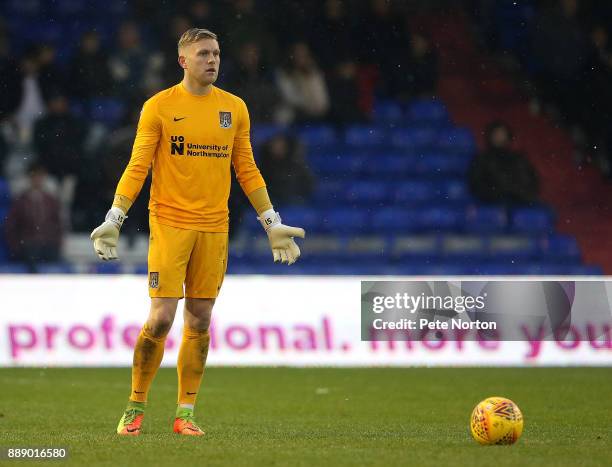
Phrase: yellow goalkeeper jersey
[{"left": 115, "top": 83, "right": 266, "bottom": 232}]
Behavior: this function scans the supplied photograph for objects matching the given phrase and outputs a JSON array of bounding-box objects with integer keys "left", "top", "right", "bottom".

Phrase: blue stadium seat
[
  {"left": 134, "top": 264, "right": 148, "bottom": 275},
  {"left": 36, "top": 263, "right": 76, "bottom": 274},
  {"left": 372, "top": 100, "right": 403, "bottom": 123},
  {"left": 278, "top": 207, "right": 321, "bottom": 232},
  {"left": 0, "top": 178, "right": 10, "bottom": 208},
  {"left": 90, "top": 262, "right": 122, "bottom": 274},
  {"left": 251, "top": 124, "right": 284, "bottom": 146},
  {"left": 89, "top": 98, "right": 125, "bottom": 127},
  {"left": 297, "top": 125, "right": 338, "bottom": 147},
  {"left": 345, "top": 181, "right": 390, "bottom": 204},
  {"left": 465, "top": 206, "right": 508, "bottom": 233},
  {"left": 541, "top": 234, "right": 581, "bottom": 261},
  {"left": 361, "top": 154, "right": 413, "bottom": 176},
  {"left": 0, "top": 263, "right": 29, "bottom": 273},
  {"left": 391, "top": 235, "right": 440, "bottom": 260},
  {"left": 435, "top": 127, "right": 476, "bottom": 155},
  {"left": 441, "top": 179, "right": 470, "bottom": 201},
  {"left": 312, "top": 181, "right": 346, "bottom": 204},
  {"left": 4, "top": 0, "right": 42, "bottom": 17},
  {"left": 345, "top": 126, "right": 387, "bottom": 146},
  {"left": 407, "top": 99, "right": 449, "bottom": 125},
  {"left": 569, "top": 265, "right": 603, "bottom": 275},
  {"left": 487, "top": 235, "right": 539, "bottom": 260},
  {"left": 372, "top": 208, "right": 415, "bottom": 233},
  {"left": 37, "top": 22, "right": 64, "bottom": 44},
  {"left": 416, "top": 206, "right": 464, "bottom": 231},
  {"left": 441, "top": 235, "right": 487, "bottom": 259},
  {"left": 512, "top": 207, "right": 555, "bottom": 233},
  {"left": 415, "top": 153, "right": 471, "bottom": 175},
  {"left": 307, "top": 153, "right": 352, "bottom": 176},
  {"left": 523, "top": 263, "right": 578, "bottom": 275},
  {"left": 323, "top": 209, "right": 367, "bottom": 233},
  {"left": 395, "top": 180, "right": 438, "bottom": 203},
  {"left": 391, "top": 127, "right": 437, "bottom": 149}
]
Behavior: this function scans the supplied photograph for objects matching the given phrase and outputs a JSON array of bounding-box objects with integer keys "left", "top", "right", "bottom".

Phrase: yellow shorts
[{"left": 147, "top": 220, "right": 228, "bottom": 299}]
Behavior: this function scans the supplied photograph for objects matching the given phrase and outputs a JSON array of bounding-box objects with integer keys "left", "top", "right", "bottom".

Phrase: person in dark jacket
[
  {"left": 5, "top": 164, "right": 63, "bottom": 271},
  {"left": 468, "top": 121, "right": 540, "bottom": 205},
  {"left": 258, "top": 133, "right": 314, "bottom": 205}
]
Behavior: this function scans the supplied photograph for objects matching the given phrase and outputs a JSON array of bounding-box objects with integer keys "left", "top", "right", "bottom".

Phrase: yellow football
[{"left": 470, "top": 397, "right": 523, "bottom": 445}]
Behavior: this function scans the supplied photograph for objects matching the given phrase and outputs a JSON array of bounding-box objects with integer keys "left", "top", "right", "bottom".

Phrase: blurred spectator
[
  {"left": 69, "top": 31, "right": 112, "bottom": 99},
  {"left": 309, "top": 0, "right": 354, "bottom": 71},
  {"left": 5, "top": 163, "right": 63, "bottom": 272},
  {"left": 276, "top": 42, "right": 330, "bottom": 124},
  {"left": 223, "top": 0, "right": 278, "bottom": 64},
  {"left": 110, "top": 22, "right": 163, "bottom": 98},
  {"left": 396, "top": 32, "right": 439, "bottom": 99},
  {"left": 14, "top": 47, "right": 46, "bottom": 144},
  {"left": 468, "top": 121, "right": 540, "bottom": 205},
  {"left": 584, "top": 25, "right": 612, "bottom": 174},
  {"left": 37, "top": 44, "right": 65, "bottom": 100},
  {"left": 159, "top": 15, "right": 193, "bottom": 87},
  {"left": 531, "top": 0, "right": 588, "bottom": 122},
  {"left": 326, "top": 60, "right": 365, "bottom": 125},
  {"left": 258, "top": 133, "right": 314, "bottom": 204},
  {"left": 358, "top": 0, "right": 411, "bottom": 97},
  {"left": 225, "top": 42, "right": 282, "bottom": 123},
  {"left": 95, "top": 103, "right": 150, "bottom": 237},
  {"left": 186, "top": 0, "right": 218, "bottom": 32},
  {"left": 33, "top": 92, "right": 86, "bottom": 180},
  {"left": 0, "top": 33, "right": 22, "bottom": 122}
]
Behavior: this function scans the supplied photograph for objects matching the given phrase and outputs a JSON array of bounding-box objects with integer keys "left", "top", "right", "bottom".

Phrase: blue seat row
[
  {"left": 313, "top": 179, "right": 471, "bottom": 204},
  {"left": 231, "top": 232, "right": 580, "bottom": 263},
  {"left": 372, "top": 99, "right": 450, "bottom": 126},
  {"left": 308, "top": 152, "right": 473, "bottom": 177},
  {"left": 246, "top": 206, "right": 555, "bottom": 235},
  {"left": 251, "top": 124, "right": 476, "bottom": 154}
]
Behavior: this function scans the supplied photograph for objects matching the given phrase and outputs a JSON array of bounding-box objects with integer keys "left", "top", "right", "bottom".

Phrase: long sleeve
[
  {"left": 115, "top": 97, "right": 161, "bottom": 201},
  {"left": 231, "top": 98, "right": 266, "bottom": 196}
]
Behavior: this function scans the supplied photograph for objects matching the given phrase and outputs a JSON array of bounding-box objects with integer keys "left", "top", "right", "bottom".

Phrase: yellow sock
[
  {"left": 177, "top": 327, "right": 211, "bottom": 406},
  {"left": 130, "top": 325, "right": 167, "bottom": 403}
]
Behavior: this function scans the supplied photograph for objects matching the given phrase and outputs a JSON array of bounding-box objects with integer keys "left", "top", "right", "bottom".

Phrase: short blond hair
[{"left": 178, "top": 28, "right": 218, "bottom": 53}]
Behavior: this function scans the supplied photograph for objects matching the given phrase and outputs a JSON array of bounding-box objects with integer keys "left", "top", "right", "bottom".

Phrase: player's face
[{"left": 181, "top": 39, "right": 220, "bottom": 85}]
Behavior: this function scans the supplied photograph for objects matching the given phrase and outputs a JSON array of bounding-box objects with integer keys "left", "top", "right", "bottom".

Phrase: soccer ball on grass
[{"left": 470, "top": 397, "right": 523, "bottom": 445}]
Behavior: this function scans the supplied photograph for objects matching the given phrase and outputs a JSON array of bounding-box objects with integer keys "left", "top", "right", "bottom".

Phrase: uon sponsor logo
[{"left": 171, "top": 135, "right": 185, "bottom": 155}]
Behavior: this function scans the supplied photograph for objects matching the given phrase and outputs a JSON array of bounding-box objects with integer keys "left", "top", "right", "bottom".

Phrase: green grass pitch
[{"left": 1, "top": 367, "right": 610, "bottom": 466}]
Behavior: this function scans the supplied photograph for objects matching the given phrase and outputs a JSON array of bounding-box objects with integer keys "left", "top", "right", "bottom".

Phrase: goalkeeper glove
[
  {"left": 90, "top": 207, "right": 126, "bottom": 261},
  {"left": 258, "top": 209, "right": 305, "bottom": 265}
]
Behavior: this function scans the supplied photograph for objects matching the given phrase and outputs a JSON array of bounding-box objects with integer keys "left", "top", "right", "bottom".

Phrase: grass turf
[{"left": 0, "top": 367, "right": 610, "bottom": 466}]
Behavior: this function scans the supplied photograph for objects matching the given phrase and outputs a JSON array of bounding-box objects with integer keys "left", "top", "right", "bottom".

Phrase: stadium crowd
[
  {"left": 470, "top": 0, "right": 612, "bottom": 176},
  {"left": 0, "top": 0, "right": 600, "bottom": 275},
  {"left": 0, "top": 0, "right": 440, "bottom": 265}
]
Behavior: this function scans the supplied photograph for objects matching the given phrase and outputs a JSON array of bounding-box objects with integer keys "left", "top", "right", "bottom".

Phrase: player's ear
[{"left": 178, "top": 54, "right": 187, "bottom": 69}]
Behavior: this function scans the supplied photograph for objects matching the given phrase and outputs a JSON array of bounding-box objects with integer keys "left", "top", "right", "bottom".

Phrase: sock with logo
[
  {"left": 130, "top": 324, "right": 167, "bottom": 403},
  {"left": 177, "top": 327, "right": 210, "bottom": 406}
]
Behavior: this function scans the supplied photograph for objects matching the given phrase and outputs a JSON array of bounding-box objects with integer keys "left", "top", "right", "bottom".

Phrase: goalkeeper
[{"left": 91, "top": 28, "right": 305, "bottom": 436}]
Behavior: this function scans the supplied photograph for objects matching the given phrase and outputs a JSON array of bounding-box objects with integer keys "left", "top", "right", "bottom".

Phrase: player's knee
[
  {"left": 146, "top": 316, "right": 173, "bottom": 338},
  {"left": 184, "top": 298, "right": 214, "bottom": 331}
]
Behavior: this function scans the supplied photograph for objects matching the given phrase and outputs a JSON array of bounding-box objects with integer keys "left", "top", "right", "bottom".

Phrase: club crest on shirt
[
  {"left": 219, "top": 111, "right": 232, "bottom": 129},
  {"left": 149, "top": 272, "right": 159, "bottom": 289}
]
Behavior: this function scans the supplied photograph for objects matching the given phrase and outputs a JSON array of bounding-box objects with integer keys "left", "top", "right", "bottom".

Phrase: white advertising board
[{"left": 0, "top": 275, "right": 610, "bottom": 367}]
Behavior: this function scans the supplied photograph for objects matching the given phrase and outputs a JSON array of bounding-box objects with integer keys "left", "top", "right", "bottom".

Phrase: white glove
[
  {"left": 258, "top": 209, "right": 305, "bottom": 265},
  {"left": 90, "top": 207, "right": 126, "bottom": 261}
]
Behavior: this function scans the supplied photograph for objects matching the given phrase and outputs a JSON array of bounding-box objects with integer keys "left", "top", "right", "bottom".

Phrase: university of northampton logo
[
  {"left": 219, "top": 111, "right": 232, "bottom": 129},
  {"left": 149, "top": 272, "right": 159, "bottom": 289}
]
